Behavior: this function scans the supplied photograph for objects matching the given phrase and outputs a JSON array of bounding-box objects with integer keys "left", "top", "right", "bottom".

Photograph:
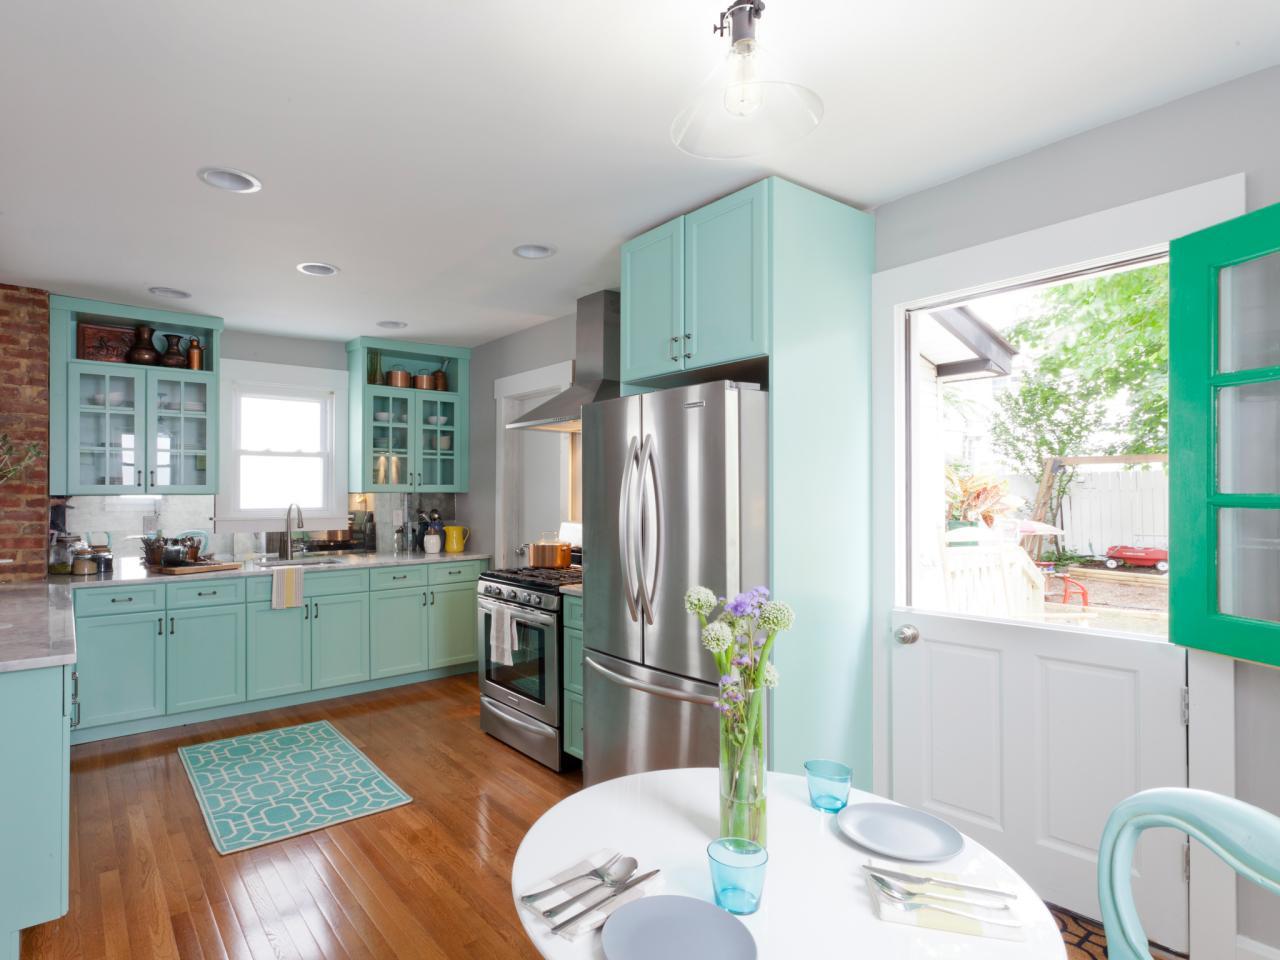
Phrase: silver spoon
[
  {"left": 542, "top": 857, "right": 639, "bottom": 919},
  {"left": 520, "top": 853, "right": 621, "bottom": 904},
  {"left": 870, "top": 872, "right": 1010, "bottom": 911},
  {"left": 871, "top": 875, "right": 1022, "bottom": 928}
]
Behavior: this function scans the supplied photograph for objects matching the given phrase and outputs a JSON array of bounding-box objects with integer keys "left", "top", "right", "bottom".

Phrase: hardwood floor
[{"left": 23, "top": 674, "right": 580, "bottom": 960}]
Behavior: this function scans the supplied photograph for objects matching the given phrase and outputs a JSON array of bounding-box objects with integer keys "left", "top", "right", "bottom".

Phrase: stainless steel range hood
[{"left": 507, "top": 290, "right": 620, "bottom": 433}]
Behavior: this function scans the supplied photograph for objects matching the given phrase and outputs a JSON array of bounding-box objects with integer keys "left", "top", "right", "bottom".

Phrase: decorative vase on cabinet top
[
  {"left": 159, "top": 334, "right": 187, "bottom": 367},
  {"left": 126, "top": 324, "right": 159, "bottom": 365}
]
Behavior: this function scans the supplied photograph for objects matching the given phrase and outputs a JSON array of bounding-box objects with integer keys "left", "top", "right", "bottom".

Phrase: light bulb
[{"left": 723, "top": 39, "right": 764, "bottom": 117}]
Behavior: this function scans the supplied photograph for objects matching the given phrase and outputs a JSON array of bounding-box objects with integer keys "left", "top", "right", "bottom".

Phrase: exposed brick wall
[{"left": 0, "top": 284, "right": 50, "bottom": 583}]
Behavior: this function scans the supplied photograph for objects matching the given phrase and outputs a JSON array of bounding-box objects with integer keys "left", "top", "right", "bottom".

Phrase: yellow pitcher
[{"left": 443, "top": 525, "right": 470, "bottom": 554}]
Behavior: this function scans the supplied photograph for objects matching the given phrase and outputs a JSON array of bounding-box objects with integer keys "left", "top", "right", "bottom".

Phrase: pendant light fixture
[{"left": 670, "top": 1, "right": 823, "bottom": 159}]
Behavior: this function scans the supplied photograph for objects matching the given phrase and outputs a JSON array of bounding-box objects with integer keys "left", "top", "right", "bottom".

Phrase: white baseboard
[{"left": 1239, "top": 934, "right": 1280, "bottom": 960}]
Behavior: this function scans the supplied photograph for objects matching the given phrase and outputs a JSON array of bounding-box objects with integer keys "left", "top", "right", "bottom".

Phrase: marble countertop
[
  {"left": 4, "top": 551, "right": 490, "bottom": 673},
  {"left": 559, "top": 583, "right": 583, "bottom": 597},
  {"left": 0, "top": 582, "right": 76, "bottom": 674}
]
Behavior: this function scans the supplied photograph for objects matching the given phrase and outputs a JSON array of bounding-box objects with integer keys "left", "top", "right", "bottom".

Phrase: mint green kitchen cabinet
[
  {"left": 74, "top": 609, "right": 166, "bottom": 727},
  {"left": 683, "top": 181, "right": 769, "bottom": 368},
  {"left": 564, "top": 626, "right": 584, "bottom": 695},
  {"left": 167, "top": 605, "right": 247, "bottom": 713},
  {"left": 49, "top": 296, "right": 223, "bottom": 496},
  {"left": 346, "top": 338, "right": 471, "bottom": 494},
  {"left": 370, "top": 586, "right": 429, "bottom": 678},
  {"left": 562, "top": 594, "right": 584, "bottom": 760},
  {"left": 621, "top": 217, "right": 686, "bottom": 380},
  {"left": 427, "top": 582, "right": 478, "bottom": 668},
  {"left": 564, "top": 692, "right": 584, "bottom": 761},
  {"left": 246, "top": 602, "right": 311, "bottom": 700},
  {"left": 0, "top": 666, "right": 71, "bottom": 960},
  {"left": 312, "top": 593, "right": 371, "bottom": 689}
]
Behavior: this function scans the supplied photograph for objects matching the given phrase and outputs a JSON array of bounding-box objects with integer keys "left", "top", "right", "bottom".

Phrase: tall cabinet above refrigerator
[{"left": 582, "top": 380, "right": 767, "bottom": 786}]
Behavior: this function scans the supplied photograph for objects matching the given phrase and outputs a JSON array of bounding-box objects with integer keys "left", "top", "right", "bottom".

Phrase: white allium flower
[
  {"left": 758, "top": 600, "right": 795, "bottom": 634},
  {"left": 702, "top": 621, "right": 733, "bottom": 654},
  {"left": 762, "top": 661, "right": 780, "bottom": 688},
  {"left": 684, "top": 586, "right": 717, "bottom": 617}
]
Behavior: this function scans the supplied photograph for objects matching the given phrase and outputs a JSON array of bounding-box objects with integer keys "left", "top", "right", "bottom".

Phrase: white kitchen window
[{"left": 216, "top": 360, "right": 348, "bottom": 531}]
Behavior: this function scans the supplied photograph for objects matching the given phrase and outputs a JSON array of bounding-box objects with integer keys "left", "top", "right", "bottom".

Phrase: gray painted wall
[
  {"left": 873, "top": 64, "right": 1280, "bottom": 947},
  {"left": 455, "top": 313, "right": 576, "bottom": 558},
  {"left": 221, "top": 329, "right": 347, "bottom": 369},
  {"left": 875, "top": 66, "right": 1280, "bottom": 271}
]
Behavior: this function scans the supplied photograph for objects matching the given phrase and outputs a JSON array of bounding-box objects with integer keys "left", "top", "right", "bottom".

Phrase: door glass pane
[
  {"left": 153, "top": 376, "right": 208, "bottom": 489},
  {"left": 485, "top": 617, "right": 548, "bottom": 703},
  {"left": 1219, "top": 381, "right": 1280, "bottom": 492},
  {"left": 1219, "top": 508, "right": 1280, "bottom": 623},
  {"left": 1220, "top": 251, "right": 1280, "bottom": 373}
]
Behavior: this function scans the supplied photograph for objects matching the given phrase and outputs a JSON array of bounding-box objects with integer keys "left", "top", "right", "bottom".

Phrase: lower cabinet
[
  {"left": 370, "top": 586, "right": 429, "bottom": 678},
  {"left": 312, "top": 593, "right": 371, "bottom": 690},
  {"left": 564, "top": 691, "right": 584, "bottom": 760},
  {"left": 167, "top": 605, "right": 247, "bottom": 713},
  {"left": 74, "top": 609, "right": 166, "bottom": 728},
  {"left": 246, "top": 602, "right": 311, "bottom": 700},
  {"left": 0, "top": 666, "right": 70, "bottom": 951},
  {"left": 427, "top": 582, "right": 478, "bottom": 668}
]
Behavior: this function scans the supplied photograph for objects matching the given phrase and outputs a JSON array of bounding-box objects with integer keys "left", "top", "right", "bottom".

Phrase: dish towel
[
  {"left": 491, "top": 607, "right": 516, "bottom": 667},
  {"left": 519, "top": 848, "right": 662, "bottom": 942},
  {"left": 865, "top": 859, "right": 1025, "bottom": 942},
  {"left": 271, "top": 566, "right": 304, "bottom": 609}
]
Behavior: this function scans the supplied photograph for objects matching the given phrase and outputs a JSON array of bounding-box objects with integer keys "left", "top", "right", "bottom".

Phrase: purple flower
[
  {"left": 753, "top": 637, "right": 766, "bottom": 648},
  {"left": 725, "top": 585, "right": 769, "bottom": 618}
]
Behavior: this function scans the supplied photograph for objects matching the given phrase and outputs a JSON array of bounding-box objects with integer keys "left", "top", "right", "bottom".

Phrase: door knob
[{"left": 895, "top": 624, "right": 920, "bottom": 645}]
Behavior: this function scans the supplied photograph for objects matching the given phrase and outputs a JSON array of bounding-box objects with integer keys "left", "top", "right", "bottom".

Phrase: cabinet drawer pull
[
  {"left": 158, "top": 616, "right": 163, "bottom": 635},
  {"left": 392, "top": 574, "right": 408, "bottom": 581},
  {"left": 683, "top": 352, "right": 693, "bottom": 359},
  {"left": 110, "top": 596, "right": 133, "bottom": 603},
  {"left": 305, "top": 603, "right": 310, "bottom": 620},
  {"left": 313, "top": 602, "right": 320, "bottom": 619},
  {"left": 430, "top": 591, "right": 436, "bottom": 606},
  {"left": 197, "top": 590, "right": 217, "bottom": 597},
  {"left": 448, "top": 569, "right": 462, "bottom": 575},
  {"left": 685, "top": 332, "right": 693, "bottom": 340},
  {"left": 169, "top": 616, "right": 175, "bottom": 634},
  {"left": 150, "top": 469, "right": 156, "bottom": 486},
  {"left": 670, "top": 336, "right": 680, "bottom": 343},
  {"left": 71, "top": 670, "right": 80, "bottom": 700},
  {"left": 71, "top": 699, "right": 81, "bottom": 729},
  {"left": 422, "top": 591, "right": 428, "bottom": 607},
  {"left": 135, "top": 468, "right": 142, "bottom": 487}
]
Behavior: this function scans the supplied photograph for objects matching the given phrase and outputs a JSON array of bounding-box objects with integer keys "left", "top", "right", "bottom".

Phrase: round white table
[{"left": 512, "top": 768, "right": 1066, "bottom": 960}]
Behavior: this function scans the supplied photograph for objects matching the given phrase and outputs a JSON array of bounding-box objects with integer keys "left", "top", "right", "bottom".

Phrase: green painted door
[
  {"left": 370, "top": 586, "right": 429, "bottom": 678},
  {"left": 74, "top": 610, "right": 166, "bottom": 727},
  {"left": 167, "top": 606, "right": 246, "bottom": 712},
  {"left": 145, "top": 368, "right": 217, "bottom": 494},
  {"left": 1171, "top": 201, "right": 1280, "bottom": 665},
  {"left": 363, "top": 386, "right": 414, "bottom": 491},
  {"left": 427, "top": 582, "right": 478, "bottom": 668},
  {"left": 246, "top": 602, "right": 311, "bottom": 700},
  {"left": 312, "top": 593, "right": 371, "bottom": 689},
  {"left": 65, "top": 361, "right": 147, "bottom": 494},
  {"left": 621, "top": 216, "right": 686, "bottom": 381},
  {"left": 415, "top": 392, "right": 465, "bottom": 492},
  {"left": 563, "top": 626, "right": 584, "bottom": 695},
  {"left": 564, "top": 691, "right": 584, "bottom": 760},
  {"left": 684, "top": 180, "right": 770, "bottom": 370}
]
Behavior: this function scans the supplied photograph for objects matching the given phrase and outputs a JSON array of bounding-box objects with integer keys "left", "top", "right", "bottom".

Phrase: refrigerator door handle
[
  {"left": 618, "top": 436, "right": 641, "bottom": 622},
  {"left": 635, "top": 434, "right": 660, "bottom": 625},
  {"left": 585, "top": 656, "right": 719, "bottom": 707}
]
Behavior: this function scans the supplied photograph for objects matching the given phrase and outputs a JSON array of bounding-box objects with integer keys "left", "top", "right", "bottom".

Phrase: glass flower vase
[{"left": 719, "top": 684, "right": 767, "bottom": 847}]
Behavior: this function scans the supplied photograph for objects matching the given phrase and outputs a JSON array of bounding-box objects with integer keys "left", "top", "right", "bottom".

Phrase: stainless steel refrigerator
[{"left": 582, "top": 381, "right": 768, "bottom": 786}]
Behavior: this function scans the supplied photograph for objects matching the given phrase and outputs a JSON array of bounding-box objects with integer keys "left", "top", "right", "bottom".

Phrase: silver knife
[
  {"left": 549, "top": 869, "right": 660, "bottom": 935},
  {"left": 860, "top": 863, "right": 1017, "bottom": 899}
]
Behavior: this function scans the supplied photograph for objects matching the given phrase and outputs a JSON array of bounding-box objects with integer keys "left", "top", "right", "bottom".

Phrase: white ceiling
[{"left": 2, "top": 1, "right": 1278, "bottom": 347}]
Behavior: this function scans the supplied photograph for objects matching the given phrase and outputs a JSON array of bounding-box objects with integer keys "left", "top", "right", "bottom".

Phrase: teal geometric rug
[{"left": 178, "top": 720, "right": 411, "bottom": 855}]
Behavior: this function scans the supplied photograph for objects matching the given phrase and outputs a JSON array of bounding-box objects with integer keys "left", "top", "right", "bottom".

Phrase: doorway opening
[{"left": 906, "top": 257, "right": 1170, "bottom": 637}]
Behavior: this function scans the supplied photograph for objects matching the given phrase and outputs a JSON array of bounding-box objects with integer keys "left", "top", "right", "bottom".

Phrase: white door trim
[
  {"left": 493, "top": 360, "right": 574, "bottom": 568},
  {"left": 869, "top": 174, "right": 1246, "bottom": 956}
]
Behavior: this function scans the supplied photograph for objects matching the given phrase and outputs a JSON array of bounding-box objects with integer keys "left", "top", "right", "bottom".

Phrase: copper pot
[
  {"left": 413, "top": 369, "right": 436, "bottom": 390},
  {"left": 385, "top": 366, "right": 411, "bottom": 388},
  {"left": 529, "top": 537, "right": 572, "bottom": 569}
]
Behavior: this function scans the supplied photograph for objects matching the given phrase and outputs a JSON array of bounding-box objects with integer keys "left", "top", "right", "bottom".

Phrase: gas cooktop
[{"left": 479, "top": 566, "right": 583, "bottom": 591}]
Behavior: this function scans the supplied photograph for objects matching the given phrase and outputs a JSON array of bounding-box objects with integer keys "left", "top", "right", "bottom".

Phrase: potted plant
[{"left": 0, "top": 433, "right": 41, "bottom": 485}]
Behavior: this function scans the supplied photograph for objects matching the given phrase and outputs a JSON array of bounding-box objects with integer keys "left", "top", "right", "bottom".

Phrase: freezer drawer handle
[
  {"left": 585, "top": 657, "right": 718, "bottom": 707},
  {"left": 487, "top": 700, "right": 553, "bottom": 735}
]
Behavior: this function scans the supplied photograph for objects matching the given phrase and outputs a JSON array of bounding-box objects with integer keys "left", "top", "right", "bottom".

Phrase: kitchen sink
[{"left": 257, "top": 556, "right": 348, "bottom": 567}]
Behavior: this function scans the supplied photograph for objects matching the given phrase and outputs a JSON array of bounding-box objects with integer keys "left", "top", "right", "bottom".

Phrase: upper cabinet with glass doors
[
  {"left": 50, "top": 297, "right": 223, "bottom": 496},
  {"left": 1170, "top": 201, "right": 1280, "bottom": 665},
  {"left": 346, "top": 338, "right": 470, "bottom": 494}
]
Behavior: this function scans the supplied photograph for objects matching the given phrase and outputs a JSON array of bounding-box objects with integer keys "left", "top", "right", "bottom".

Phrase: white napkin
[
  {"left": 865, "top": 859, "right": 1025, "bottom": 942},
  {"left": 519, "top": 848, "right": 662, "bottom": 942}
]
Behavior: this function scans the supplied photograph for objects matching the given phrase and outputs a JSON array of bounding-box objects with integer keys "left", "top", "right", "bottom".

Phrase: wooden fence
[{"left": 1059, "top": 468, "right": 1168, "bottom": 556}]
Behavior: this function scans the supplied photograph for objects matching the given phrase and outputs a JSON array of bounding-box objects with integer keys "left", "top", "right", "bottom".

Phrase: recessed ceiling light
[
  {"left": 297, "top": 262, "right": 339, "bottom": 277},
  {"left": 513, "top": 244, "right": 557, "bottom": 259},
  {"left": 147, "top": 286, "right": 191, "bottom": 299},
  {"left": 197, "top": 166, "right": 262, "bottom": 193},
  {"left": 377, "top": 321, "right": 407, "bottom": 330}
]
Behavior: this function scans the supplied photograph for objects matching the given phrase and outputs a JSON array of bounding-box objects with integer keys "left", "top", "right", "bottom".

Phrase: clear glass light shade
[{"left": 671, "top": 39, "right": 823, "bottom": 159}]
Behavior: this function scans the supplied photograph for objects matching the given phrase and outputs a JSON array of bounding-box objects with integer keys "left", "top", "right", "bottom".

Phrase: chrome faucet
[{"left": 284, "top": 503, "right": 304, "bottom": 560}]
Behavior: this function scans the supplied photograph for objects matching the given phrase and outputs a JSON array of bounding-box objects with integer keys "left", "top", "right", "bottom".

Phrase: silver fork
[
  {"left": 872, "top": 875, "right": 1023, "bottom": 928},
  {"left": 520, "top": 853, "right": 621, "bottom": 904}
]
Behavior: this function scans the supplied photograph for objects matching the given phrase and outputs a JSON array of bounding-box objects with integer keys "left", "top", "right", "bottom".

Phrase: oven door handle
[{"left": 585, "top": 656, "right": 719, "bottom": 706}]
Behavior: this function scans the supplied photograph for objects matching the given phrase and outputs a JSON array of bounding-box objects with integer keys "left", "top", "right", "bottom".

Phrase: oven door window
[{"left": 485, "top": 611, "right": 550, "bottom": 704}]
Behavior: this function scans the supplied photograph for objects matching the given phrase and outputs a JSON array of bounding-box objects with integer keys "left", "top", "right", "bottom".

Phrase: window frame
[{"left": 215, "top": 359, "right": 348, "bottom": 532}]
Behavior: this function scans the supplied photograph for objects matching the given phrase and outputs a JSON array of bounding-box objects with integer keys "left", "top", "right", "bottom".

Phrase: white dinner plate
[
  {"left": 836, "top": 802, "right": 964, "bottom": 862},
  {"left": 602, "top": 896, "right": 756, "bottom": 960}
]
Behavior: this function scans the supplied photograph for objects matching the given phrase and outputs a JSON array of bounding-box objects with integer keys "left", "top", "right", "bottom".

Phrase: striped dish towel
[{"left": 271, "top": 566, "right": 304, "bottom": 609}]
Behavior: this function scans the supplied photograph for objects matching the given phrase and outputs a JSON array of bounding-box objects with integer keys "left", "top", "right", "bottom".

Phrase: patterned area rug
[
  {"left": 179, "top": 720, "right": 411, "bottom": 855},
  {"left": 1051, "top": 904, "right": 1185, "bottom": 960}
]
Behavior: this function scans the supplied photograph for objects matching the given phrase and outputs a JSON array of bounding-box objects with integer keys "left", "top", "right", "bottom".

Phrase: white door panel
[{"left": 891, "top": 609, "right": 1188, "bottom": 952}]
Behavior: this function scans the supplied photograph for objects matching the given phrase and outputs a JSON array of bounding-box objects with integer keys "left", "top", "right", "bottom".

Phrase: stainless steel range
[{"left": 477, "top": 566, "right": 582, "bottom": 771}]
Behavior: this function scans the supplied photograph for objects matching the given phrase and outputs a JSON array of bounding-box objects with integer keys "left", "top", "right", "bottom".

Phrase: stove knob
[
  {"left": 506, "top": 589, "right": 518, "bottom": 600},
  {"left": 530, "top": 594, "right": 543, "bottom": 607},
  {"left": 520, "top": 592, "right": 532, "bottom": 604}
]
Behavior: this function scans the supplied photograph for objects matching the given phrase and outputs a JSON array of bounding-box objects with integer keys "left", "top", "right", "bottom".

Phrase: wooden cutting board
[{"left": 154, "top": 562, "right": 243, "bottom": 575}]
